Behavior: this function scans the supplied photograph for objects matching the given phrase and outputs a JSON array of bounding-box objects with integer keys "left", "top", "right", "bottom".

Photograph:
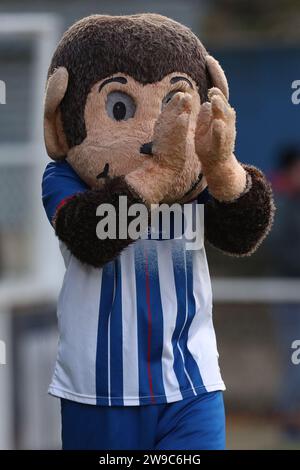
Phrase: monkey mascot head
[{"left": 44, "top": 13, "right": 229, "bottom": 204}]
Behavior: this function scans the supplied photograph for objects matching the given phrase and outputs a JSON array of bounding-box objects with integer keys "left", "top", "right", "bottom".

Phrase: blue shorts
[{"left": 61, "top": 390, "right": 225, "bottom": 450}]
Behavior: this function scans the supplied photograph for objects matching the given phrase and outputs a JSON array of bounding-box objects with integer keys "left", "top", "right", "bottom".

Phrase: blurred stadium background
[{"left": 0, "top": 0, "right": 300, "bottom": 449}]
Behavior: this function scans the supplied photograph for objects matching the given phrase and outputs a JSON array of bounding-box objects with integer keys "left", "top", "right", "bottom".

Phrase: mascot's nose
[
  {"left": 96, "top": 163, "right": 110, "bottom": 179},
  {"left": 140, "top": 142, "right": 153, "bottom": 156}
]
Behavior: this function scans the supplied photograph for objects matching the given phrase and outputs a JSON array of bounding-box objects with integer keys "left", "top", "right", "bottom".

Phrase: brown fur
[
  {"left": 48, "top": 14, "right": 210, "bottom": 148},
  {"left": 205, "top": 165, "right": 275, "bottom": 256},
  {"left": 55, "top": 176, "right": 142, "bottom": 267}
]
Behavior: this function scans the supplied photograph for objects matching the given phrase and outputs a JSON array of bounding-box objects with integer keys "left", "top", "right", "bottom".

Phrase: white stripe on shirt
[
  {"left": 187, "top": 248, "right": 224, "bottom": 388},
  {"left": 121, "top": 246, "right": 140, "bottom": 405},
  {"left": 51, "top": 254, "right": 102, "bottom": 402},
  {"left": 156, "top": 241, "right": 183, "bottom": 402}
]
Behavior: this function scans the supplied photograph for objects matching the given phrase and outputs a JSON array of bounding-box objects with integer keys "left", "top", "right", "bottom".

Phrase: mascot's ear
[
  {"left": 44, "top": 67, "right": 69, "bottom": 159},
  {"left": 206, "top": 55, "right": 229, "bottom": 100}
]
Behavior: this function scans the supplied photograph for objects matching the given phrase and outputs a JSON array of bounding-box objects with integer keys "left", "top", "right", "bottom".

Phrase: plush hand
[
  {"left": 126, "top": 92, "right": 194, "bottom": 205},
  {"left": 195, "top": 87, "right": 247, "bottom": 202}
]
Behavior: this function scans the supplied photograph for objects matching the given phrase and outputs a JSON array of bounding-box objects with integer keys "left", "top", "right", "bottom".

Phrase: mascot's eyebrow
[
  {"left": 170, "top": 76, "right": 193, "bottom": 88},
  {"left": 99, "top": 76, "right": 127, "bottom": 92}
]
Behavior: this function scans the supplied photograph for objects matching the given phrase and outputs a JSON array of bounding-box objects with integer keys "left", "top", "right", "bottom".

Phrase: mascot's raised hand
[
  {"left": 195, "top": 57, "right": 247, "bottom": 202},
  {"left": 126, "top": 92, "right": 196, "bottom": 205}
]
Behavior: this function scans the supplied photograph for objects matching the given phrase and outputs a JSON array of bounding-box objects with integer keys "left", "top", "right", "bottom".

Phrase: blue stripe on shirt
[
  {"left": 135, "top": 243, "right": 152, "bottom": 403},
  {"left": 145, "top": 243, "right": 166, "bottom": 404},
  {"left": 135, "top": 242, "right": 166, "bottom": 405},
  {"left": 96, "top": 261, "right": 115, "bottom": 405},
  {"left": 110, "top": 259, "right": 124, "bottom": 406},
  {"left": 171, "top": 242, "right": 202, "bottom": 393},
  {"left": 184, "top": 250, "right": 204, "bottom": 388},
  {"left": 170, "top": 243, "right": 193, "bottom": 392}
]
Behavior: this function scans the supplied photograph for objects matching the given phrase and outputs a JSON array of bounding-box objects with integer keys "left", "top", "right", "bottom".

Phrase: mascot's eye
[
  {"left": 106, "top": 91, "right": 136, "bottom": 121},
  {"left": 162, "top": 91, "right": 178, "bottom": 109}
]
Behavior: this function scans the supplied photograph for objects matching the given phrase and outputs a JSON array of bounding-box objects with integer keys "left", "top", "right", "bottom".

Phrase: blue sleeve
[{"left": 42, "top": 161, "right": 88, "bottom": 224}]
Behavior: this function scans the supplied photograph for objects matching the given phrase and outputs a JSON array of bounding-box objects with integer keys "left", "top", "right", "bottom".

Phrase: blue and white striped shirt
[{"left": 42, "top": 162, "right": 225, "bottom": 406}]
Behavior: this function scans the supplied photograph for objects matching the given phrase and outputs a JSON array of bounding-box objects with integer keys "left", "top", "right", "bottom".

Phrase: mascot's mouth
[{"left": 96, "top": 162, "right": 203, "bottom": 199}]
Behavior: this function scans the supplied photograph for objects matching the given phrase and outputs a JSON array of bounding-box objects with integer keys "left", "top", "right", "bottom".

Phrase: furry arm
[
  {"left": 204, "top": 165, "right": 275, "bottom": 256},
  {"left": 55, "top": 177, "right": 142, "bottom": 267}
]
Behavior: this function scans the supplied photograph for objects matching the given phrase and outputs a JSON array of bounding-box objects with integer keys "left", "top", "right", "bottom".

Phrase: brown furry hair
[{"left": 48, "top": 14, "right": 211, "bottom": 148}]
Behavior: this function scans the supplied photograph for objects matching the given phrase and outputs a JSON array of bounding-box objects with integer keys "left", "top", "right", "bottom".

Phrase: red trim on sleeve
[{"left": 52, "top": 195, "right": 75, "bottom": 226}]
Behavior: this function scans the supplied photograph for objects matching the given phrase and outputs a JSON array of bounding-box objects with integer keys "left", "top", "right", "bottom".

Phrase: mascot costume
[{"left": 42, "top": 14, "right": 274, "bottom": 450}]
